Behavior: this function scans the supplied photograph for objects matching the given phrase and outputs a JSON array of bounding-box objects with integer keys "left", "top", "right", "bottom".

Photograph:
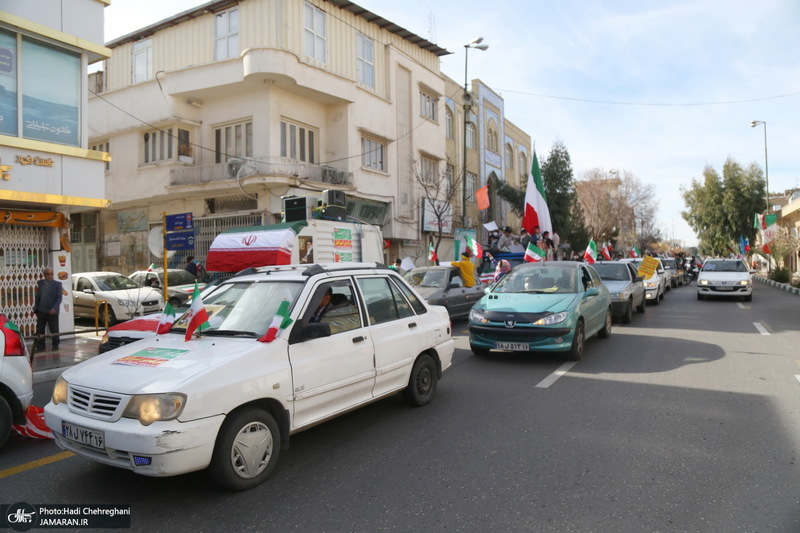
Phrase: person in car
[{"left": 309, "top": 288, "right": 332, "bottom": 322}]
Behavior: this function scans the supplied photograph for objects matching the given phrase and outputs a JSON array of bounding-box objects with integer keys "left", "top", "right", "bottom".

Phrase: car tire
[
  {"left": 622, "top": 300, "right": 633, "bottom": 324},
  {"left": 403, "top": 354, "right": 438, "bottom": 406},
  {"left": 101, "top": 305, "right": 117, "bottom": 326},
  {"left": 659, "top": 287, "right": 665, "bottom": 300},
  {"left": 566, "top": 320, "right": 585, "bottom": 361},
  {"left": 651, "top": 293, "right": 660, "bottom": 306},
  {"left": 0, "top": 396, "right": 12, "bottom": 449},
  {"left": 470, "top": 344, "right": 490, "bottom": 356},
  {"left": 598, "top": 309, "right": 612, "bottom": 338},
  {"left": 209, "top": 407, "right": 280, "bottom": 491},
  {"left": 697, "top": 293, "right": 704, "bottom": 301},
  {"left": 744, "top": 294, "right": 752, "bottom": 302},
  {"left": 636, "top": 297, "right": 646, "bottom": 314}
]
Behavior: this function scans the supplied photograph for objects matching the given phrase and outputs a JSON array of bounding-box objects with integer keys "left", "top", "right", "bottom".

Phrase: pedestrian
[
  {"left": 33, "top": 267, "right": 62, "bottom": 351},
  {"left": 496, "top": 226, "right": 517, "bottom": 252},
  {"left": 185, "top": 256, "right": 198, "bottom": 277}
]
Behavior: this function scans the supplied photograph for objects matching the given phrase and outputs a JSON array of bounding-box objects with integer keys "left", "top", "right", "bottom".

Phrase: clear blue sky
[{"left": 103, "top": 0, "right": 800, "bottom": 248}]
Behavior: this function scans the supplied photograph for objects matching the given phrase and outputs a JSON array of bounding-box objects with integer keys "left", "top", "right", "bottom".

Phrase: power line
[{"left": 494, "top": 88, "right": 800, "bottom": 107}]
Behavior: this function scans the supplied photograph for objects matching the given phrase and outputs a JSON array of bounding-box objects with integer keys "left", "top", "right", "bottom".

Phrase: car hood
[
  {"left": 60, "top": 334, "right": 265, "bottom": 394},
  {"left": 96, "top": 287, "right": 161, "bottom": 302},
  {"left": 478, "top": 292, "right": 579, "bottom": 313},
  {"left": 699, "top": 272, "right": 750, "bottom": 282}
]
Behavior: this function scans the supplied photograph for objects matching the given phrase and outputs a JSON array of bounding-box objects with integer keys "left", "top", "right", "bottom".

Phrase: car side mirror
[
  {"left": 634, "top": 276, "right": 643, "bottom": 282},
  {"left": 585, "top": 287, "right": 600, "bottom": 297},
  {"left": 82, "top": 288, "right": 94, "bottom": 294},
  {"left": 299, "top": 322, "right": 331, "bottom": 341}
]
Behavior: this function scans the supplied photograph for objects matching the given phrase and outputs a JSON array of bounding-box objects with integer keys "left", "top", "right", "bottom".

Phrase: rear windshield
[{"left": 593, "top": 263, "right": 630, "bottom": 281}]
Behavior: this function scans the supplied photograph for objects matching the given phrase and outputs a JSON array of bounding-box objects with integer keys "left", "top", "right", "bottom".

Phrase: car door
[
  {"left": 356, "top": 275, "right": 428, "bottom": 398},
  {"left": 287, "top": 279, "right": 376, "bottom": 428},
  {"left": 72, "top": 276, "right": 97, "bottom": 318},
  {"left": 626, "top": 263, "right": 645, "bottom": 306},
  {"left": 579, "top": 266, "right": 606, "bottom": 334},
  {"left": 444, "top": 270, "right": 477, "bottom": 317}
]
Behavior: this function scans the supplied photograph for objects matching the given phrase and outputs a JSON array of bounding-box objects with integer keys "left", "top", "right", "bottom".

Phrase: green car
[{"left": 468, "top": 261, "right": 613, "bottom": 360}]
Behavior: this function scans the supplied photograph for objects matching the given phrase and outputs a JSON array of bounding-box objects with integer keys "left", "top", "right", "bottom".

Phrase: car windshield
[
  {"left": 172, "top": 281, "right": 303, "bottom": 336},
  {"left": 703, "top": 261, "right": 748, "bottom": 273},
  {"left": 96, "top": 275, "right": 140, "bottom": 291},
  {"left": 662, "top": 259, "right": 676, "bottom": 269},
  {"left": 403, "top": 269, "right": 446, "bottom": 288},
  {"left": 593, "top": 263, "right": 630, "bottom": 281},
  {"left": 159, "top": 270, "right": 198, "bottom": 286},
  {"left": 493, "top": 265, "right": 578, "bottom": 294}
]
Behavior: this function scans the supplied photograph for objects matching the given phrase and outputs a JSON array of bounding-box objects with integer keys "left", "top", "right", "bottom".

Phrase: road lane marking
[
  {"left": 753, "top": 322, "right": 770, "bottom": 335},
  {"left": 0, "top": 451, "right": 74, "bottom": 479},
  {"left": 536, "top": 361, "right": 577, "bottom": 388},
  {"left": 737, "top": 303, "right": 746, "bottom": 309}
]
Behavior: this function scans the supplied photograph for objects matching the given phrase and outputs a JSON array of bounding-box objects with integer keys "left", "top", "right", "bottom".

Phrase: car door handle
[
  {"left": 352, "top": 336, "right": 366, "bottom": 343},
  {"left": 408, "top": 322, "right": 417, "bottom": 328}
]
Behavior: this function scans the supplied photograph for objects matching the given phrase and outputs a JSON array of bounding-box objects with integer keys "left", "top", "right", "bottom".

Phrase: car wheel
[
  {"left": 101, "top": 305, "right": 117, "bottom": 326},
  {"left": 697, "top": 293, "right": 704, "bottom": 301},
  {"left": 636, "top": 296, "right": 646, "bottom": 314},
  {"left": 403, "top": 354, "right": 438, "bottom": 406},
  {"left": 598, "top": 309, "right": 612, "bottom": 338},
  {"left": 209, "top": 407, "right": 280, "bottom": 491},
  {"left": 651, "top": 292, "right": 660, "bottom": 306},
  {"left": 0, "top": 397, "right": 12, "bottom": 449},
  {"left": 744, "top": 294, "right": 752, "bottom": 302},
  {"left": 659, "top": 287, "right": 665, "bottom": 300},
  {"left": 470, "top": 344, "right": 490, "bottom": 356},
  {"left": 566, "top": 320, "right": 585, "bottom": 361},
  {"left": 622, "top": 300, "right": 633, "bottom": 324}
]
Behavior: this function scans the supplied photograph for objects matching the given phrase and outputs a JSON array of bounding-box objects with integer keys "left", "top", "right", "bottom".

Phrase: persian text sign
[{"left": 638, "top": 255, "right": 659, "bottom": 278}]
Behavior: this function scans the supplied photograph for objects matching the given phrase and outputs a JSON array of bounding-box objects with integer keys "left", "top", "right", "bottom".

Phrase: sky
[{"left": 101, "top": 0, "right": 800, "bottom": 248}]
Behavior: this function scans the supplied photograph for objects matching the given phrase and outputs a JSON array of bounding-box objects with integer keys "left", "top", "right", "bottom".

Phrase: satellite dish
[{"left": 148, "top": 226, "right": 176, "bottom": 259}]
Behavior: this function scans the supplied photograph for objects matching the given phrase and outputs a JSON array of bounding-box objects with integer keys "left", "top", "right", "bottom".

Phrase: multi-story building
[
  {"left": 0, "top": 0, "right": 110, "bottom": 335},
  {"left": 88, "top": 0, "right": 456, "bottom": 273}
]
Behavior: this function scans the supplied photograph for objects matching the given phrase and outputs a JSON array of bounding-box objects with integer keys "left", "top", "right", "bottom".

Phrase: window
[
  {"left": 304, "top": 282, "right": 361, "bottom": 334},
  {"left": 132, "top": 38, "right": 152, "bottom": 83},
  {"left": 466, "top": 123, "right": 477, "bottom": 149},
  {"left": 90, "top": 141, "right": 110, "bottom": 171},
  {"left": 420, "top": 91, "right": 438, "bottom": 121},
  {"left": 281, "top": 120, "right": 317, "bottom": 163},
  {"left": 361, "top": 137, "right": 385, "bottom": 171},
  {"left": 421, "top": 156, "right": 437, "bottom": 185},
  {"left": 357, "top": 277, "right": 414, "bottom": 325},
  {"left": 356, "top": 33, "right": 374, "bottom": 88},
  {"left": 504, "top": 144, "right": 514, "bottom": 169},
  {"left": 445, "top": 108, "right": 454, "bottom": 139},
  {"left": 214, "top": 121, "right": 253, "bottom": 163},
  {"left": 142, "top": 127, "right": 190, "bottom": 164},
  {"left": 466, "top": 172, "right": 477, "bottom": 200},
  {"left": 519, "top": 153, "right": 528, "bottom": 177},
  {"left": 487, "top": 122, "right": 498, "bottom": 153},
  {"left": 215, "top": 7, "right": 239, "bottom": 60},
  {"left": 304, "top": 2, "right": 326, "bottom": 62}
]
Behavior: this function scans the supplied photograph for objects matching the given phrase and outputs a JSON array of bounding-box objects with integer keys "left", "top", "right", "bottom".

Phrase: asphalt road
[{"left": 2, "top": 282, "right": 799, "bottom": 532}]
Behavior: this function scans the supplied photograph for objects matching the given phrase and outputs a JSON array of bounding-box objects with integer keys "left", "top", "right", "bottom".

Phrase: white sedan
[
  {"left": 72, "top": 272, "right": 163, "bottom": 324},
  {"left": 697, "top": 258, "right": 753, "bottom": 301}
]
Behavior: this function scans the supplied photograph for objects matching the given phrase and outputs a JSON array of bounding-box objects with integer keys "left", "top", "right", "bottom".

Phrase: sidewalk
[{"left": 30, "top": 331, "right": 103, "bottom": 383}]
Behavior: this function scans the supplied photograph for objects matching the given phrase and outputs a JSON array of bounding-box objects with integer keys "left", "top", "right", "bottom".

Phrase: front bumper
[
  {"left": 697, "top": 284, "right": 752, "bottom": 297},
  {"left": 469, "top": 323, "right": 574, "bottom": 352},
  {"left": 610, "top": 300, "right": 629, "bottom": 316},
  {"left": 45, "top": 401, "right": 224, "bottom": 477}
]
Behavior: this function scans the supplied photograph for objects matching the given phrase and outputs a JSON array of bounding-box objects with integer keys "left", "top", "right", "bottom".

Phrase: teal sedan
[{"left": 468, "top": 261, "right": 612, "bottom": 360}]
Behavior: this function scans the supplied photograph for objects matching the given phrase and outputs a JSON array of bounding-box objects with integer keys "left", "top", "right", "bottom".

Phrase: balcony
[{"left": 169, "top": 156, "right": 353, "bottom": 187}]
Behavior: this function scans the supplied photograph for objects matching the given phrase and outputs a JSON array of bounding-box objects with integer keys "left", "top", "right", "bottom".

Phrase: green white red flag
[
  {"left": 465, "top": 234, "right": 483, "bottom": 259},
  {"left": 259, "top": 299, "right": 294, "bottom": 343},
  {"left": 157, "top": 302, "right": 176, "bottom": 334},
  {"left": 583, "top": 239, "right": 598, "bottom": 264},
  {"left": 0, "top": 314, "right": 25, "bottom": 356},
  {"left": 184, "top": 282, "right": 210, "bottom": 341},
  {"left": 428, "top": 242, "right": 438, "bottom": 263},
  {"left": 601, "top": 242, "right": 612, "bottom": 260},
  {"left": 524, "top": 242, "right": 546, "bottom": 262},
  {"left": 522, "top": 151, "right": 552, "bottom": 236},
  {"left": 629, "top": 246, "right": 641, "bottom": 258}
]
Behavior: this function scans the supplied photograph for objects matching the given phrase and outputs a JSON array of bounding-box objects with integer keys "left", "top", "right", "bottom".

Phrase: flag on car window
[
  {"left": 259, "top": 299, "right": 294, "bottom": 343},
  {"left": 184, "top": 282, "right": 210, "bottom": 341},
  {"left": 583, "top": 239, "right": 598, "bottom": 264},
  {"left": 524, "top": 242, "right": 545, "bottom": 262}
]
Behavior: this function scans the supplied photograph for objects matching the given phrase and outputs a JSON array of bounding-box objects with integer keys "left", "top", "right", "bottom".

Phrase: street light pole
[
  {"left": 750, "top": 120, "right": 770, "bottom": 273},
  {"left": 462, "top": 37, "right": 488, "bottom": 231}
]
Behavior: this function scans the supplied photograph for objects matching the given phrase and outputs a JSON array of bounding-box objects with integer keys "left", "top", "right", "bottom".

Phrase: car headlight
[
  {"left": 123, "top": 393, "right": 187, "bottom": 426},
  {"left": 469, "top": 308, "right": 489, "bottom": 324},
  {"left": 739, "top": 280, "right": 751, "bottom": 286},
  {"left": 645, "top": 281, "right": 657, "bottom": 288},
  {"left": 117, "top": 298, "right": 133, "bottom": 307},
  {"left": 534, "top": 311, "right": 569, "bottom": 325},
  {"left": 52, "top": 376, "right": 69, "bottom": 405},
  {"left": 699, "top": 279, "right": 709, "bottom": 286}
]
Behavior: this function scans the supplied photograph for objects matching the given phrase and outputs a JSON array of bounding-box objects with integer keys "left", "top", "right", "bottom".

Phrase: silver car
[
  {"left": 403, "top": 266, "right": 485, "bottom": 319},
  {"left": 592, "top": 261, "right": 646, "bottom": 323}
]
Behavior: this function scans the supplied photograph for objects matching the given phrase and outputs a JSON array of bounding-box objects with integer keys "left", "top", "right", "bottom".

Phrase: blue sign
[
  {"left": 165, "top": 230, "right": 195, "bottom": 251},
  {"left": 165, "top": 212, "right": 194, "bottom": 231}
]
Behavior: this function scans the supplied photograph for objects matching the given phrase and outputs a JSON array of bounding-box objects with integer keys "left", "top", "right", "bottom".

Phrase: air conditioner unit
[{"left": 321, "top": 190, "right": 347, "bottom": 221}]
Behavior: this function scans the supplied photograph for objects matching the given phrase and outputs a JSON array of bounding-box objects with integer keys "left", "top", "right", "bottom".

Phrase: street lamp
[
  {"left": 749, "top": 120, "right": 770, "bottom": 213},
  {"left": 462, "top": 37, "right": 489, "bottom": 229}
]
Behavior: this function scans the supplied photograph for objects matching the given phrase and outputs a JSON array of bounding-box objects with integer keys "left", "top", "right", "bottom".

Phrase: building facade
[{"left": 0, "top": 0, "right": 110, "bottom": 335}]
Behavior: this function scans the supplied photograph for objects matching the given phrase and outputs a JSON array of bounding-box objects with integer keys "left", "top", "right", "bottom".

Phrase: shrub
[{"left": 770, "top": 267, "right": 791, "bottom": 284}]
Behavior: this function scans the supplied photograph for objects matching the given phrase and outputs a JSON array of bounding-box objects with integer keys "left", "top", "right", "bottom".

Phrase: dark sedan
[{"left": 403, "top": 266, "right": 485, "bottom": 319}]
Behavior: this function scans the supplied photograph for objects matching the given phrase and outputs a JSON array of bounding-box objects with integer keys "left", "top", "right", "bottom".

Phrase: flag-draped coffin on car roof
[{"left": 206, "top": 221, "right": 308, "bottom": 272}]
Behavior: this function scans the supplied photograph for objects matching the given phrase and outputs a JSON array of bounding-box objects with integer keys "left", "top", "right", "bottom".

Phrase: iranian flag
[
  {"left": 601, "top": 243, "right": 612, "bottom": 260},
  {"left": 521, "top": 151, "right": 552, "bottom": 236},
  {"left": 583, "top": 239, "right": 598, "bottom": 264},
  {"left": 157, "top": 302, "right": 176, "bottom": 334},
  {"left": 184, "top": 282, "right": 210, "bottom": 341},
  {"left": 428, "top": 242, "right": 438, "bottom": 263},
  {"left": 465, "top": 234, "right": 483, "bottom": 259},
  {"left": 146, "top": 263, "right": 156, "bottom": 272},
  {"left": 524, "top": 242, "right": 546, "bottom": 262},
  {"left": 629, "top": 246, "right": 641, "bottom": 258},
  {"left": 259, "top": 300, "right": 294, "bottom": 343},
  {"left": 0, "top": 314, "right": 25, "bottom": 356}
]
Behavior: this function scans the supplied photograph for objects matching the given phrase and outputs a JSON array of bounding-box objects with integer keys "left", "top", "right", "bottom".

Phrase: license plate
[
  {"left": 496, "top": 341, "right": 529, "bottom": 351},
  {"left": 143, "top": 305, "right": 159, "bottom": 312},
  {"left": 62, "top": 422, "right": 104, "bottom": 449},
  {"left": 717, "top": 286, "right": 733, "bottom": 291}
]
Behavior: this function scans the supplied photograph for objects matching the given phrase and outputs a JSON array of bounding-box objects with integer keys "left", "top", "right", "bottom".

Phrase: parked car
[
  {"left": 46, "top": 263, "right": 454, "bottom": 490},
  {"left": 620, "top": 258, "right": 666, "bottom": 305},
  {"left": 128, "top": 269, "right": 204, "bottom": 308},
  {"left": 477, "top": 252, "right": 525, "bottom": 285},
  {"left": 592, "top": 261, "right": 646, "bottom": 323},
  {"left": 0, "top": 314, "right": 34, "bottom": 448},
  {"left": 661, "top": 257, "right": 684, "bottom": 288},
  {"left": 468, "top": 261, "right": 612, "bottom": 361},
  {"left": 72, "top": 272, "right": 164, "bottom": 325},
  {"left": 697, "top": 258, "right": 753, "bottom": 301},
  {"left": 403, "top": 265, "right": 485, "bottom": 319}
]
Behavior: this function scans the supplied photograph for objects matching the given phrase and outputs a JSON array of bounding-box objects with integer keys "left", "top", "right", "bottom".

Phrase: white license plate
[
  {"left": 717, "top": 286, "right": 733, "bottom": 291},
  {"left": 496, "top": 341, "right": 529, "bottom": 351},
  {"left": 143, "top": 305, "right": 159, "bottom": 312},
  {"left": 62, "top": 422, "right": 104, "bottom": 449}
]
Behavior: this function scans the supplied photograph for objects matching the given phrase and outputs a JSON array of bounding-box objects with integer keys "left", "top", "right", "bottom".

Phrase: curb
[{"left": 753, "top": 275, "right": 800, "bottom": 296}]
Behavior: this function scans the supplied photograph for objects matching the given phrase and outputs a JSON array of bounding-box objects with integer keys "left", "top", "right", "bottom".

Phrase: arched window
[
  {"left": 466, "top": 123, "right": 477, "bottom": 149},
  {"left": 519, "top": 153, "right": 528, "bottom": 177},
  {"left": 487, "top": 120, "right": 498, "bottom": 153},
  {"left": 445, "top": 108, "right": 453, "bottom": 139},
  {"left": 504, "top": 144, "right": 514, "bottom": 169}
]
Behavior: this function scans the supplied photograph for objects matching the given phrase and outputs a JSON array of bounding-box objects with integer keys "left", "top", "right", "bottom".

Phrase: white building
[
  {"left": 0, "top": 0, "right": 110, "bottom": 336},
  {"left": 88, "top": 0, "right": 453, "bottom": 274}
]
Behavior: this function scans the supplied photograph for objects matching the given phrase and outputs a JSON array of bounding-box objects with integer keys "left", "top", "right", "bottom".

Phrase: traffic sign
[
  {"left": 165, "top": 230, "right": 195, "bottom": 250},
  {"left": 165, "top": 212, "right": 194, "bottom": 231}
]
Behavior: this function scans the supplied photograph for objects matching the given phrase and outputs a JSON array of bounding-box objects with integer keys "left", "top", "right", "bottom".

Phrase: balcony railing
[{"left": 170, "top": 156, "right": 353, "bottom": 187}]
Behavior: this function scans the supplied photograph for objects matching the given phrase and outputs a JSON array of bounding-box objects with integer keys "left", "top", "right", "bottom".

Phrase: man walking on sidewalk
[{"left": 34, "top": 267, "right": 62, "bottom": 351}]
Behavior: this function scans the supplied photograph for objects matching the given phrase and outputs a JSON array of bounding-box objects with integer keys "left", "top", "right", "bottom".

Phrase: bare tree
[{"left": 411, "top": 156, "right": 464, "bottom": 265}]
